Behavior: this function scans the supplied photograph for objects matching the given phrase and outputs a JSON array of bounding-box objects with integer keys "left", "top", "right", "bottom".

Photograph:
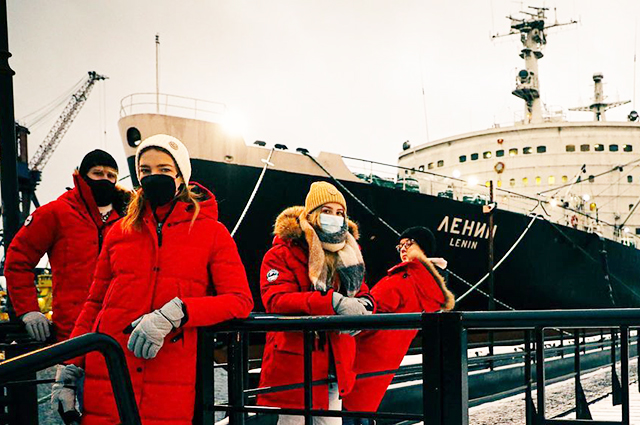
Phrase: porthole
[
  {"left": 459, "top": 155, "right": 467, "bottom": 163},
  {"left": 126, "top": 127, "right": 142, "bottom": 147},
  {"left": 496, "top": 150, "right": 505, "bottom": 157},
  {"left": 610, "top": 144, "right": 619, "bottom": 152},
  {"left": 548, "top": 176, "right": 555, "bottom": 185},
  {"left": 566, "top": 145, "right": 575, "bottom": 152},
  {"left": 437, "top": 160, "right": 444, "bottom": 167},
  {"left": 580, "top": 144, "right": 590, "bottom": 152},
  {"left": 523, "top": 147, "right": 532, "bottom": 154},
  {"left": 471, "top": 153, "right": 479, "bottom": 161},
  {"left": 536, "top": 146, "right": 546, "bottom": 153},
  {"left": 624, "top": 145, "right": 633, "bottom": 152},
  {"left": 628, "top": 176, "right": 633, "bottom": 183},
  {"left": 595, "top": 144, "right": 604, "bottom": 152},
  {"left": 483, "top": 151, "right": 492, "bottom": 159},
  {"left": 562, "top": 175, "right": 568, "bottom": 183},
  {"left": 428, "top": 163, "right": 434, "bottom": 170},
  {"left": 509, "top": 148, "right": 518, "bottom": 156}
]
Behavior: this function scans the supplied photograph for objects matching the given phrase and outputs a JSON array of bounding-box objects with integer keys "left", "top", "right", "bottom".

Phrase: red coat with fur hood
[
  {"left": 342, "top": 258, "right": 454, "bottom": 412},
  {"left": 70, "top": 185, "right": 253, "bottom": 425},
  {"left": 257, "top": 206, "right": 375, "bottom": 410},
  {"left": 4, "top": 173, "right": 130, "bottom": 341}
]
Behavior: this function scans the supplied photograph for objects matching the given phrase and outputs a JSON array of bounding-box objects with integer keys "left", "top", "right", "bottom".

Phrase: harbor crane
[{"left": 19, "top": 71, "right": 107, "bottom": 215}]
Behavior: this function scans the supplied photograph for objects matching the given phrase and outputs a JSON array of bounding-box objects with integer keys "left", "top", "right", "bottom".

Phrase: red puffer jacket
[
  {"left": 342, "top": 259, "right": 454, "bottom": 412},
  {"left": 257, "top": 206, "right": 375, "bottom": 410},
  {"left": 70, "top": 185, "right": 253, "bottom": 425},
  {"left": 4, "top": 173, "right": 129, "bottom": 341}
]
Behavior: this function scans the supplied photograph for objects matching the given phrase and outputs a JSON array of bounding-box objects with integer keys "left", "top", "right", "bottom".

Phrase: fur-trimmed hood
[{"left": 273, "top": 206, "right": 359, "bottom": 242}]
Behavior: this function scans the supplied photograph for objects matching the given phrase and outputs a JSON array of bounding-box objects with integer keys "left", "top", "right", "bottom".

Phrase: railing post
[
  {"left": 612, "top": 329, "right": 622, "bottom": 405},
  {"left": 228, "top": 332, "right": 245, "bottom": 425},
  {"left": 524, "top": 330, "right": 535, "bottom": 425},
  {"left": 422, "top": 312, "right": 442, "bottom": 424},
  {"left": 620, "top": 326, "right": 630, "bottom": 425},
  {"left": 440, "top": 312, "right": 468, "bottom": 425},
  {"left": 535, "top": 327, "right": 546, "bottom": 424},
  {"left": 574, "top": 329, "right": 591, "bottom": 420},
  {"left": 303, "top": 330, "right": 314, "bottom": 425},
  {"left": 193, "top": 328, "right": 215, "bottom": 425}
]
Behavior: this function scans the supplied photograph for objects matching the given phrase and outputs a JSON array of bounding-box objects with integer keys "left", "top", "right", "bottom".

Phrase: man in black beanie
[{"left": 5, "top": 149, "right": 131, "bottom": 345}]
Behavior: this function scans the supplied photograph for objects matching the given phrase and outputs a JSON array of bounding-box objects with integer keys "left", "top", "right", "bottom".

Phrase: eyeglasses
[{"left": 396, "top": 239, "right": 415, "bottom": 253}]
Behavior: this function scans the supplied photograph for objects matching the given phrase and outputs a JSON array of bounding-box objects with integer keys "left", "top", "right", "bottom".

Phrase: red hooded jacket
[
  {"left": 70, "top": 185, "right": 253, "bottom": 425},
  {"left": 4, "top": 173, "right": 128, "bottom": 341},
  {"left": 341, "top": 259, "right": 454, "bottom": 412},
  {"left": 257, "top": 206, "right": 375, "bottom": 410}
]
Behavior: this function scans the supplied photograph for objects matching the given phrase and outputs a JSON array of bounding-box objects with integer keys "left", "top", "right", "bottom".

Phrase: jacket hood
[
  {"left": 388, "top": 259, "right": 455, "bottom": 311},
  {"left": 273, "top": 206, "right": 359, "bottom": 242},
  {"left": 59, "top": 172, "right": 132, "bottom": 221}
]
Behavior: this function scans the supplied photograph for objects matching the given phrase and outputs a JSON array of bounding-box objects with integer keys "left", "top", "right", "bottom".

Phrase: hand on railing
[
  {"left": 21, "top": 311, "right": 51, "bottom": 342},
  {"left": 51, "top": 364, "right": 84, "bottom": 425}
]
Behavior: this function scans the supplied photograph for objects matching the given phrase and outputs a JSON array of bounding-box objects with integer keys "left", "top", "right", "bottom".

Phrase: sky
[{"left": 6, "top": 0, "right": 640, "bottom": 204}]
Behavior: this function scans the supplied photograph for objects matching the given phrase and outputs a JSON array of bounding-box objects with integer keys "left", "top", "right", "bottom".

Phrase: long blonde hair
[
  {"left": 120, "top": 185, "right": 202, "bottom": 232},
  {"left": 121, "top": 147, "right": 202, "bottom": 232}
]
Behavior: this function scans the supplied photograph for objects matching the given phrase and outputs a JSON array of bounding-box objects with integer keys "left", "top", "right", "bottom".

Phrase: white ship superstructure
[{"left": 398, "top": 7, "right": 640, "bottom": 244}]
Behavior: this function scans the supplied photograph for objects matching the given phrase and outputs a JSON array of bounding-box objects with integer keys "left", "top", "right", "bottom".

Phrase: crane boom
[{"left": 28, "top": 71, "right": 107, "bottom": 171}]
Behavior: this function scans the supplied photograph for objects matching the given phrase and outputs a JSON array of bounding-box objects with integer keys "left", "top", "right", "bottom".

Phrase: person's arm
[
  {"left": 4, "top": 203, "right": 59, "bottom": 317},
  {"left": 180, "top": 223, "right": 254, "bottom": 327},
  {"left": 260, "top": 244, "right": 335, "bottom": 315}
]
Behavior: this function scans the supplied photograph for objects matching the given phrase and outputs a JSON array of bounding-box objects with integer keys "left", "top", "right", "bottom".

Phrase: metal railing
[
  {"left": 119, "top": 92, "right": 227, "bottom": 122},
  {"left": 200, "top": 310, "right": 640, "bottom": 425},
  {"left": 0, "top": 333, "right": 141, "bottom": 425}
]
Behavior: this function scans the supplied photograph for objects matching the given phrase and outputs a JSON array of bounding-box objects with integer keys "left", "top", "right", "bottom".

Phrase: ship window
[
  {"left": 566, "top": 145, "right": 575, "bottom": 152},
  {"left": 437, "top": 160, "right": 444, "bottom": 167},
  {"left": 636, "top": 228, "right": 640, "bottom": 235},
  {"left": 496, "top": 149, "right": 505, "bottom": 157},
  {"left": 509, "top": 148, "right": 518, "bottom": 156},
  {"left": 523, "top": 147, "right": 532, "bottom": 154},
  {"left": 562, "top": 175, "right": 568, "bottom": 183},
  {"left": 609, "top": 144, "right": 619, "bottom": 152},
  {"left": 471, "top": 153, "right": 479, "bottom": 160},
  {"left": 509, "top": 178, "right": 515, "bottom": 187},
  {"left": 624, "top": 144, "right": 633, "bottom": 152},
  {"left": 459, "top": 155, "right": 467, "bottom": 163},
  {"left": 483, "top": 151, "right": 492, "bottom": 159},
  {"left": 595, "top": 144, "right": 604, "bottom": 152},
  {"left": 548, "top": 176, "right": 555, "bottom": 185},
  {"left": 580, "top": 144, "right": 590, "bottom": 152},
  {"left": 589, "top": 203, "right": 596, "bottom": 211},
  {"left": 418, "top": 165, "right": 424, "bottom": 172},
  {"left": 628, "top": 175, "right": 633, "bottom": 183},
  {"left": 522, "top": 177, "right": 528, "bottom": 186},
  {"left": 126, "top": 127, "right": 142, "bottom": 147},
  {"left": 497, "top": 180, "right": 502, "bottom": 188},
  {"left": 411, "top": 168, "right": 416, "bottom": 175},
  {"left": 537, "top": 146, "right": 546, "bottom": 153},
  {"left": 630, "top": 204, "right": 634, "bottom": 211},
  {"left": 428, "top": 162, "right": 434, "bottom": 169},
  {"left": 485, "top": 181, "right": 491, "bottom": 187},
  {"left": 535, "top": 176, "right": 541, "bottom": 185}
]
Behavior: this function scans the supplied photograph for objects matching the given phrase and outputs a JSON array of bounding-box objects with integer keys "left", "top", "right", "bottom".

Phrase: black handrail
[
  {"left": 0, "top": 332, "right": 141, "bottom": 425},
  {"left": 205, "top": 309, "right": 640, "bottom": 425}
]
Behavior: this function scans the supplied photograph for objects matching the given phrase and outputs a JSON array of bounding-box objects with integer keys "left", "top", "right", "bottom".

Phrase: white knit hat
[{"left": 135, "top": 134, "right": 192, "bottom": 184}]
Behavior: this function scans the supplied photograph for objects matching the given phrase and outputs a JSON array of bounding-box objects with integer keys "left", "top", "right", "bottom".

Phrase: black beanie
[
  {"left": 400, "top": 226, "right": 436, "bottom": 257},
  {"left": 79, "top": 149, "right": 118, "bottom": 177}
]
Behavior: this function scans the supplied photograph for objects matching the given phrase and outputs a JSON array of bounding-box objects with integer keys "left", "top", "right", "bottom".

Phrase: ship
[{"left": 117, "top": 7, "right": 640, "bottom": 312}]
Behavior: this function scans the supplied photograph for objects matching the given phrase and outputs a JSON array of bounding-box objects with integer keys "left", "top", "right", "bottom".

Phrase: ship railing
[
  {"left": 199, "top": 309, "right": 640, "bottom": 425},
  {"left": 342, "top": 155, "right": 640, "bottom": 244},
  {"left": 119, "top": 93, "right": 227, "bottom": 122},
  {"left": 0, "top": 331, "right": 141, "bottom": 425}
]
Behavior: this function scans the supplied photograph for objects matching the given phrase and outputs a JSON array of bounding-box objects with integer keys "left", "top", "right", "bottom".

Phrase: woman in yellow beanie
[{"left": 257, "top": 181, "right": 376, "bottom": 425}]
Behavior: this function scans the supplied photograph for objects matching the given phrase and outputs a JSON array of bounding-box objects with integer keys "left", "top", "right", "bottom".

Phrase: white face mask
[{"left": 319, "top": 213, "right": 345, "bottom": 234}]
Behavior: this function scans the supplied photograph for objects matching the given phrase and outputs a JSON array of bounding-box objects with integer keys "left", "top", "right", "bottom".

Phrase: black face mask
[
  {"left": 83, "top": 176, "right": 116, "bottom": 207},
  {"left": 141, "top": 174, "right": 177, "bottom": 208}
]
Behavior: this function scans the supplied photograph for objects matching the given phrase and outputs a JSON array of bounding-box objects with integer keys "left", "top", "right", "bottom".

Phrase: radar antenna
[
  {"left": 493, "top": 6, "right": 576, "bottom": 124},
  {"left": 569, "top": 73, "right": 631, "bottom": 121}
]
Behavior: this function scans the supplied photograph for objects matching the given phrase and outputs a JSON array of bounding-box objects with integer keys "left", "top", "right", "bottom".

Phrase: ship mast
[
  {"left": 569, "top": 73, "right": 630, "bottom": 121},
  {"left": 494, "top": 6, "right": 575, "bottom": 124}
]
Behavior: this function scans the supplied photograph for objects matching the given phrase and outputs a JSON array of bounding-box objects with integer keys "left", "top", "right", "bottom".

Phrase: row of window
[
  {"left": 488, "top": 174, "right": 634, "bottom": 188},
  {"left": 455, "top": 144, "right": 633, "bottom": 164}
]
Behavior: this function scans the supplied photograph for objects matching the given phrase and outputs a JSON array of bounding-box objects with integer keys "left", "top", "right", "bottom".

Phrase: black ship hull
[{"left": 127, "top": 157, "right": 640, "bottom": 311}]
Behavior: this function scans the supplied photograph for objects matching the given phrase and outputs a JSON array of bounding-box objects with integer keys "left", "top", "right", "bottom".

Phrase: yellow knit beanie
[{"left": 304, "top": 181, "right": 347, "bottom": 214}]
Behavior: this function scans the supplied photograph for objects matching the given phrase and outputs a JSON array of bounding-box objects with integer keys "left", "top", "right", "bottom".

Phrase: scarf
[{"left": 299, "top": 214, "right": 365, "bottom": 297}]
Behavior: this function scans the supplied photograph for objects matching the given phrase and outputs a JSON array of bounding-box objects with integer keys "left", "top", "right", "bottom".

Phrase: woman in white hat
[{"left": 55, "top": 134, "right": 254, "bottom": 425}]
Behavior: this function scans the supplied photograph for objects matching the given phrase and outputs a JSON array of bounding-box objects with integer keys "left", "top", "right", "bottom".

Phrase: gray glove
[
  {"left": 51, "top": 364, "right": 83, "bottom": 425},
  {"left": 127, "top": 297, "right": 185, "bottom": 359},
  {"left": 21, "top": 311, "right": 51, "bottom": 342},
  {"left": 332, "top": 292, "right": 369, "bottom": 316}
]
